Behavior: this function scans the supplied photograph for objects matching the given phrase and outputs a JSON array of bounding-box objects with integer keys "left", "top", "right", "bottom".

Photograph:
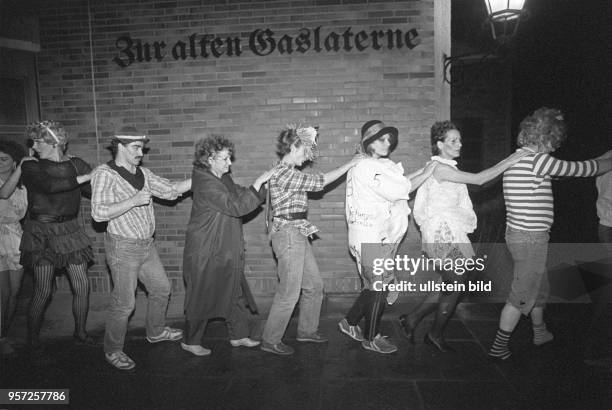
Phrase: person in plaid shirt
[
  {"left": 260, "top": 124, "right": 362, "bottom": 355},
  {"left": 91, "top": 126, "right": 191, "bottom": 370}
]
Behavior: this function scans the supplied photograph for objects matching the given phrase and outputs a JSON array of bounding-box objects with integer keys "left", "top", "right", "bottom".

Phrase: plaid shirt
[
  {"left": 91, "top": 163, "right": 179, "bottom": 239},
  {"left": 270, "top": 161, "right": 324, "bottom": 237}
]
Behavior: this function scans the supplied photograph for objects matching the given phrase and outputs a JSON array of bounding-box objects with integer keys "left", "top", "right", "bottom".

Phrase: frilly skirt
[{"left": 20, "top": 218, "right": 93, "bottom": 268}]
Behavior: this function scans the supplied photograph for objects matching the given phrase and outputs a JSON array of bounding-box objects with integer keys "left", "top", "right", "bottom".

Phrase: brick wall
[{"left": 33, "top": 0, "right": 442, "bottom": 295}]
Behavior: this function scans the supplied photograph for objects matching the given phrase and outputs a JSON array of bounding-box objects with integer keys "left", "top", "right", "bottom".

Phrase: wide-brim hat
[
  {"left": 112, "top": 126, "right": 149, "bottom": 144},
  {"left": 361, "top": 120, "right": 398, "bottom": 152}
]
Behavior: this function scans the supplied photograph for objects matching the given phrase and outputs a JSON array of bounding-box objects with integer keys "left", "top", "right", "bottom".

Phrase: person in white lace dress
[
  {"left": 398, "top": 121, "right": 527, "bottom": 352},
  {"left": 0, "top": 141, "right": 29, "bottom": 355}
]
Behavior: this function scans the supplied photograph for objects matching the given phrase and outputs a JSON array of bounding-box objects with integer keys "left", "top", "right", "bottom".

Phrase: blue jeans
[
  {"left": 505, "top": 227, "right": 550, "bottom": 315},
  {"left": 262, "top": 226, "right": 324, "bottom": 344},
  {"left": 103, "top": 233, "right": 171, "bottom": 353}
]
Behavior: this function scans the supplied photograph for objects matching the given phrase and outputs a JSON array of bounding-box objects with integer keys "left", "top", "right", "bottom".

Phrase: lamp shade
[{"left": 484, "top": 0, "right": 526, "bottom": 21}]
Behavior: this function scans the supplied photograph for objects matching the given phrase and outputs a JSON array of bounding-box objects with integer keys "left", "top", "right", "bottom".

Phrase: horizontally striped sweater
[{"left": 503, "top": 152, "right": 598, "bottom": 231}]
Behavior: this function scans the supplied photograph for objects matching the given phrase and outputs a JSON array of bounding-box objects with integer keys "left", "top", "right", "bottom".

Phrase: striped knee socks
[{"left": 489, "top": 329, "right": 512, "bottom": 360}]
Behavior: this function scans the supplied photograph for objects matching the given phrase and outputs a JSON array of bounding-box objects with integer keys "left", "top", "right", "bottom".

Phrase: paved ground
[{"left": 2, "top": 295, "right": 612, "bottom": 409}]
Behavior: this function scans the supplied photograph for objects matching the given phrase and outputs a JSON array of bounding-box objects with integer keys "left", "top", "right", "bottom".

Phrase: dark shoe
[
  {"left": 398, "top": 315, "right": 415, "bottom": 344},
  {"left": 74, "top": 333, "right": 97, "bottom": 346},
  {"left": 584, "top": 357, "right": 612, "bottom": 371},
  {"left": 424, "top": 333, "right": 454, "bottom": 353},
  {"left": 260, "top": 341, "right": 294, "bottom": 356},
  {"left": 27, "top": 339, "right": 43, "bottom": 354},
  {"left": 361, "top": 334, "right": 398, "bottom": 354},
  {"left": 488, "top": 353, "right": 513, "bottom": 363},
  {"left": 0, "top": 338, "right": 15, "bottom": 355}
]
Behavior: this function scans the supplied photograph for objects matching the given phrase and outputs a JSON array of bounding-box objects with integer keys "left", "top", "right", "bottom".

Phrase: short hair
[
  {"left": 108, "top": 138, "right": 149, "bottom": 159},
  {"left": 109, "top": 139, "right": 124, "bottom": 159},
  {"left": 0, "top": 140, "right": 26, "bottom": 164},
  {"left": 194, "top": 135, "right": 234, "bottom": 169},
  {"left": 430, "top": 121, "right": 458, "bottom": 155},
  {"left": 517, "top": 107, "right": 567, "bottom": 151},
  {"left": 275, "top": 127, "right": 303, "bottom": 158},
  {"left": 26, "top": 120, "right": 68, "bottom": 149}
]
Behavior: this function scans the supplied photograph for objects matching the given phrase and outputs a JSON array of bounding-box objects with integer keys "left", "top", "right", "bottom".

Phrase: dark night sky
[
  {"left": 454, "top": 0, "right": 612, "bottom": 242},
  {"left": 512, "top": 0, "right": 611, "bottom": 242}
]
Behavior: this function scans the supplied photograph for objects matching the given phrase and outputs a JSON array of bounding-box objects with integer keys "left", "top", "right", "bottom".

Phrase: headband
[
  {"left": 40, "top": 123, "right": 61, "bottom": 145},
  {"left": 114, "top": 134, "right": 147, "bottom": 140},
  {"left": 288, "top": 124, "right": 318, "bottom": 161}
]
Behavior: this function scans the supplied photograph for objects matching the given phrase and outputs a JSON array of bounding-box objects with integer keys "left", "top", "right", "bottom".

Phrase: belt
[
  {"left": 29, "top": 213, "right": 77, "bottom": 223},
  {"left": 275, "top": 212, "right": 307, "bottom": 221}
]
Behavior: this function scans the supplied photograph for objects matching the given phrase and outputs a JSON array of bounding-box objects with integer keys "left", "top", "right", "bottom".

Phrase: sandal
[{"left": 74, "top": 333, "right": 97, "bottom": 346}]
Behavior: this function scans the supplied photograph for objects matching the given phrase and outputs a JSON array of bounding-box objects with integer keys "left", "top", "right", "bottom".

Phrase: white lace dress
[
  {"left": 413, "top": 156, "right": 476, "bottom": 260},
  {"left": 0, "top": 179, "right": 27, "bottom": 271}
]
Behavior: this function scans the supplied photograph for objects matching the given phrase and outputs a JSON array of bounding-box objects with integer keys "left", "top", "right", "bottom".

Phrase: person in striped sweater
[
  {"left": 397, "top": 121, "right": 527, "bottom": 353},
  {"left": 488, "top": 107, "right": 612, "bottom": 361}
]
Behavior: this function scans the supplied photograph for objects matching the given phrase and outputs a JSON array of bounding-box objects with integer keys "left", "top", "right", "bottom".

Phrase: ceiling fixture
[{"left": 443, "top": 0, "right": 528, "bottom": 85}]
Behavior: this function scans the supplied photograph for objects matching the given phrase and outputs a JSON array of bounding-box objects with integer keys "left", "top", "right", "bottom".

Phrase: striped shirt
[
  {"left": 269, "top": 161, "right": 324, "bottom": 237},
  {"left": 91, "top": 163, "right": 179, "bottom": 239},
  {"left": 503, "top": 152, "right": 598, "bottom": 231}
]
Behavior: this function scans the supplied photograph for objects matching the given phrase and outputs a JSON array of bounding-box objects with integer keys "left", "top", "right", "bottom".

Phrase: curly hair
[
  {"left": 517, "top": 107, "right": 567, "bottom": 151},
  {"left": 194, "top": 135, "right": 234, "bottom": 168},
  {"left": 26, "top": 120, "right": 68, "bottom": 148},
  {"left": 275, "top": 127, "right": 303, "bottom": 158},
  {"left": 430, "top": 121, "right": 458, "bottom": 155}
]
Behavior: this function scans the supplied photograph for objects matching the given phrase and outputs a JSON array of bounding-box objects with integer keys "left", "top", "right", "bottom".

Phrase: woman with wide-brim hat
[{"left": 338, "top": 120, "right": 437, "bottom": 354}]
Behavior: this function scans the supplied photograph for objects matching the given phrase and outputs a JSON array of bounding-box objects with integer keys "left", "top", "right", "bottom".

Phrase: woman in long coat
[{"left": 181, "top": 135, "right": 272, "bottom": 356}]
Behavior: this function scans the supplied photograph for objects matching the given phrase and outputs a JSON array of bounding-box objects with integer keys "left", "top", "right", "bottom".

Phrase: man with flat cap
[{"left": 91, "top": 126, "right": 191, "bottom": 370}]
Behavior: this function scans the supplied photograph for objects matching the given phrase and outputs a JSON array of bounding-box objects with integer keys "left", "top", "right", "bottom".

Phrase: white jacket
[{"left": 346, "top": 157, "right": 411, "bottom": 288}]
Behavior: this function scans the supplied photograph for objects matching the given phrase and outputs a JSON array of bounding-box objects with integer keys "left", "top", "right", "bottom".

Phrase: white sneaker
[
  {"left": 146, "top": 327, "right": 183, "bottom": 343},
  {"left": 230, "top": 338, "right": 260, "bottom": 347},
  {"left": 338, "top": 318, "right": 364, "bottom": 342},
  {"left": 105, "top": 351, "right": 136, "bottom": 370},
  {"left": 181, "top": 342, "right": 211, "bottom": 356}
]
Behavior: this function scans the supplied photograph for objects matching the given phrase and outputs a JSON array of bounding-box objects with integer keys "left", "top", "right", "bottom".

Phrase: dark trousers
[{"left": 346, "top": 289, "right": 388, "bottom": 341}]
